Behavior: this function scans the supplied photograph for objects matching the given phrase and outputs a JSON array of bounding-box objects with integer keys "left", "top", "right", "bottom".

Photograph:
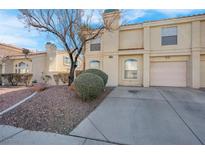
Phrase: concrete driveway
[{"left": 70, "top": 87, "right": 205, "bottom": 145}]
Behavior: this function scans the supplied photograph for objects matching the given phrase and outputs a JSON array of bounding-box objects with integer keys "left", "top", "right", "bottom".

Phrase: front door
[{"left": 119, "top": 55, "right": 142, "bottom": 86}]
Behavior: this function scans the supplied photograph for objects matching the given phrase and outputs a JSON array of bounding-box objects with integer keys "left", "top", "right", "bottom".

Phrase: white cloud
[
  {"left": 156, "top": 9, "right": 194, "bottom": 17},
  {"left": 0, "top": 10, "right": 41, "bottom": 49},
  {"left": 121, "top": 10, "right": 146, "bottom": 24},
  {"left": 0, "top": 34, "right": 38, "bottom": 47},
  {"left": 82, "top": 9, "right": 104, "bottom": 24}
]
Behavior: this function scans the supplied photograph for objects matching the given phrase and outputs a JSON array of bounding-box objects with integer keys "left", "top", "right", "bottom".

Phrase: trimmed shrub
[
  {"left": 1, "top": 73, "right": 33, "bottom": 86},
  {"left": 74, "top": 73, "right": 104, "bottom": 101},
  {"left": 84, "top": 69, "right": 108, "bottom": 86}
]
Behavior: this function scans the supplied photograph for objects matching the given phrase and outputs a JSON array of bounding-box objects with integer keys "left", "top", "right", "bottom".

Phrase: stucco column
[
  {"left": 143, "top": 26, "right": 150, "bottom": 87},
  {"left": 191, "top": 21, "right": 201, "bottom": 88},
  {"left": 2, "top": 63, "right": 5, "bottom": 74},
  {"left": 143, "top": 53, "right": 150, "bottom": 87},
  {"left": 191, "top": 50, "right": 200, "bottom": 88}
]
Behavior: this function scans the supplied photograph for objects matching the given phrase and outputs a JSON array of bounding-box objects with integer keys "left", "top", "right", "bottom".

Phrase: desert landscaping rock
[
  {"left": 0, "top": 86, "right": 113, "bottom": 135},
  {"left": 0, "top": 86, "right": 34, "bottom": 112}
]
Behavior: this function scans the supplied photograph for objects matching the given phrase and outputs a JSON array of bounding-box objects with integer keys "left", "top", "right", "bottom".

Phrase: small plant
[
  {"left": 41, "top": 73, "right": 52, "bottom": 84},
  {"left": 53, "top": 74, "right": 60, "bottom": 85},
  {"left": 21, "top": 74, "right": 33, "bottom": 86},
  {"left": 59, "top": 73, "right": 69, "bottom": 84},
  {"left": 74, "top": 73, "right": 104, "bottom": 101},
  {"left": 84, "top": 69, "right": 108, "bottom": 86},
  {"left": 1, "top": 73, "right": 33, "bottom": 86}
]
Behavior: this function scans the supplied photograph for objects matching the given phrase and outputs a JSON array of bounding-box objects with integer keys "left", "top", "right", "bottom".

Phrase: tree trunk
[{"left": 68, "top": 64, "right": 76, "bottom": 86}]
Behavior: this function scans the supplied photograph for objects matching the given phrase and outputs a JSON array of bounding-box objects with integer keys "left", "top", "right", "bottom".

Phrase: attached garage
[
  {"left": 200, "top": 55, "right": 205, "bottom": 87},
  {"left": 150, "top": 61, "right": 187, "bottom": 87}
]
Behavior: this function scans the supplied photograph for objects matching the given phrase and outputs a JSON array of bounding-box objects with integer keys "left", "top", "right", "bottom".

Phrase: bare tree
[{"left": 19, "top": 9, "right": 120, "bottom": 86}]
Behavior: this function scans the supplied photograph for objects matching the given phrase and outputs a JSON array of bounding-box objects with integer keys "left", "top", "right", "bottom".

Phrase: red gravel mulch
[
  {"left": 0, "top": 86, "right": 113, "bottom": 135},
  {"left": 0, "top": 86, "right": 34, "bottom": 112}
]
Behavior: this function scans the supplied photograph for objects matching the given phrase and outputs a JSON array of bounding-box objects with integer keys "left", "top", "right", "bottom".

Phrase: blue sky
[{"left": 0, "top": 9, "right": 205, "bottom": 51}]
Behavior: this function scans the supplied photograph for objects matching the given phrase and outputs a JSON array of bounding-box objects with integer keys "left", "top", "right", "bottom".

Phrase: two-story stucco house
[
  {"left": 84, "top": 10, "right": 205, "bottom": 88},
  {"left": 0, "top": 42, "right": 83, "bottom": 85}
]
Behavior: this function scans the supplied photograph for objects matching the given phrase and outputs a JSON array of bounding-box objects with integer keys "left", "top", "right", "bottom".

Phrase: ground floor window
[
  {"left": 89, "top": 60, "right": 100, "bottom": 69},
  {"left": 15, "top": 62, "right": 29, "bottom": 73},
  {"left": 124, "top": 59, "right": 138, "bottom": 79}
]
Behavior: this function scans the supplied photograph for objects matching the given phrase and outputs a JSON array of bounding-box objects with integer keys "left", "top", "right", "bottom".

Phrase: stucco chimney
[
  {"left": 45, "top": 42, "right": 57, "bottom": 53},
  {"left": 103, "top": 9, "right": 120, "bottom": 29},
  {"left": 45, "top": 42, "right": 57, "bottom": 72}
]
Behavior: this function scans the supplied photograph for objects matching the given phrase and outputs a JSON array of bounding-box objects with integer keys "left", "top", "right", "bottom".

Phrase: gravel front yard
[
  {"left": 0, "top": 86, "right": 34, "bottom": 112},
  {"left": 0, "top": 85, "right": 113, "bottom": 135}
]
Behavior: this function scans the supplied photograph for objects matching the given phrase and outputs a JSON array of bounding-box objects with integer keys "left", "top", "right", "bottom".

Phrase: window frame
[
  {"left": 90, "top": 37, "right": 101, "bottom": 51},
  {"left": 16, "top": 62, "right": 29, "bottom": 73},
  {"left": 161, "top": 26, "right": 178, "bottom": 46},
  {"left": 89, "top": 60, "right": 100, "bottom": 69},
  {"left": 123, "top": 59, "right": 138, "bottom": 80}
]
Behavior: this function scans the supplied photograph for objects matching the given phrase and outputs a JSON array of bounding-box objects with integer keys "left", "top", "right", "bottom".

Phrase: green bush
[
  {"left": 74, "top": 73, "right": 104, "bottom": 101},
  {"left": 84, "top": 69, "right": 108, "bottom": 86}
]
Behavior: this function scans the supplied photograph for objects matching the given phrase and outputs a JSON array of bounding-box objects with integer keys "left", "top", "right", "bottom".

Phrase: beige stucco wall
[
  {"left": 32, "top": 55, "right": 46, "bottom": 82},
  {"left": 119, "top": 29, "right": 143, "bottom": 49},
  {"left": 5, "top": 60, "right": 14, "bottom": 73},
  {"left": 103, "top": 54, "right": 118, "bottom": 86},
  {"left": 56, "top": 52, "right": 69, "bottom": 72},
  {"left": 201, "top": 21, "right": 205, "bottom": 48},
  {"left": 102, "top": 30, "right": 119, "bottom": 52}
]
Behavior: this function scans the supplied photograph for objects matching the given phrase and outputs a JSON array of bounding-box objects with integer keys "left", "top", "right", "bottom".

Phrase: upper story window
[
  {"left": 89, "top": 60, "right": 100, "bottom": 69},
  {"left": 90, "top": 37, "right": 101, "bottom": 51},
  {"left": 63, "top": 56, "right": 70, "bottom": 65},
  {"left": 161, "top": 27, "right": 177, "bottom": 46}
]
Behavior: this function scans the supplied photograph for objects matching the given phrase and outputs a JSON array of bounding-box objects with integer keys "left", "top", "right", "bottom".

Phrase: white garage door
[
  {"left": 200, "top": 61, "right": 205, "bottom": 87},
  {"left": 151, "top": 61, "right": 187, "bottom": 87}
]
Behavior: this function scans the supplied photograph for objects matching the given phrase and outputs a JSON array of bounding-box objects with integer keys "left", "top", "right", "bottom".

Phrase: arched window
[
  {"left": 89, "top": 60, "right": 100, "bottom": 69},
  {"left": 16, "top": 62, "right": 29, "bottom": 73},
  {"left": 124, "top": 59, "right": 138, "bottom": 79}
]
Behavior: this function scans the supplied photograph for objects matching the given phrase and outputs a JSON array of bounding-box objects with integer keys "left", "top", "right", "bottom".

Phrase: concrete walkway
[
  {"left": 1, "top": 87, "right": 205, "bottom": 144},
  {"left": 0, "top": 125, "right": 113, "bottom": 145}
]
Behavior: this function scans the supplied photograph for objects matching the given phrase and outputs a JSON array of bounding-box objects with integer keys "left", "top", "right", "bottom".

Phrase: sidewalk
[{"left": 0, "top": 125, "right": 112, "bottom": 145}]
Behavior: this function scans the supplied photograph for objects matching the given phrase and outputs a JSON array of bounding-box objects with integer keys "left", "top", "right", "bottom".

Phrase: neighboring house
[
  {"left": 0, "top": 42, "right": 83, "bottom": 85},
  {"left": 84, "top": 10, "right": 205, "bottom": 88}
]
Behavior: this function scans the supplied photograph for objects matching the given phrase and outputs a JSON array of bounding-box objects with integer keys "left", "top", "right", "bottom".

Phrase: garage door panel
[{"left": 151, "top": 62, "right": 187, "bottom": 87}]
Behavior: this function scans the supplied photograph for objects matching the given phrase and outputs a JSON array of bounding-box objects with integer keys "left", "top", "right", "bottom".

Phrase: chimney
[
  {"left": 45, "top": 42, "right": 57, "bottom": 72},
  {"left": 103, "top": 9, "right": 120, "bottom": 29},
  {"left": 45, "top": 42, "right": 57, "bottom": 53}
]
